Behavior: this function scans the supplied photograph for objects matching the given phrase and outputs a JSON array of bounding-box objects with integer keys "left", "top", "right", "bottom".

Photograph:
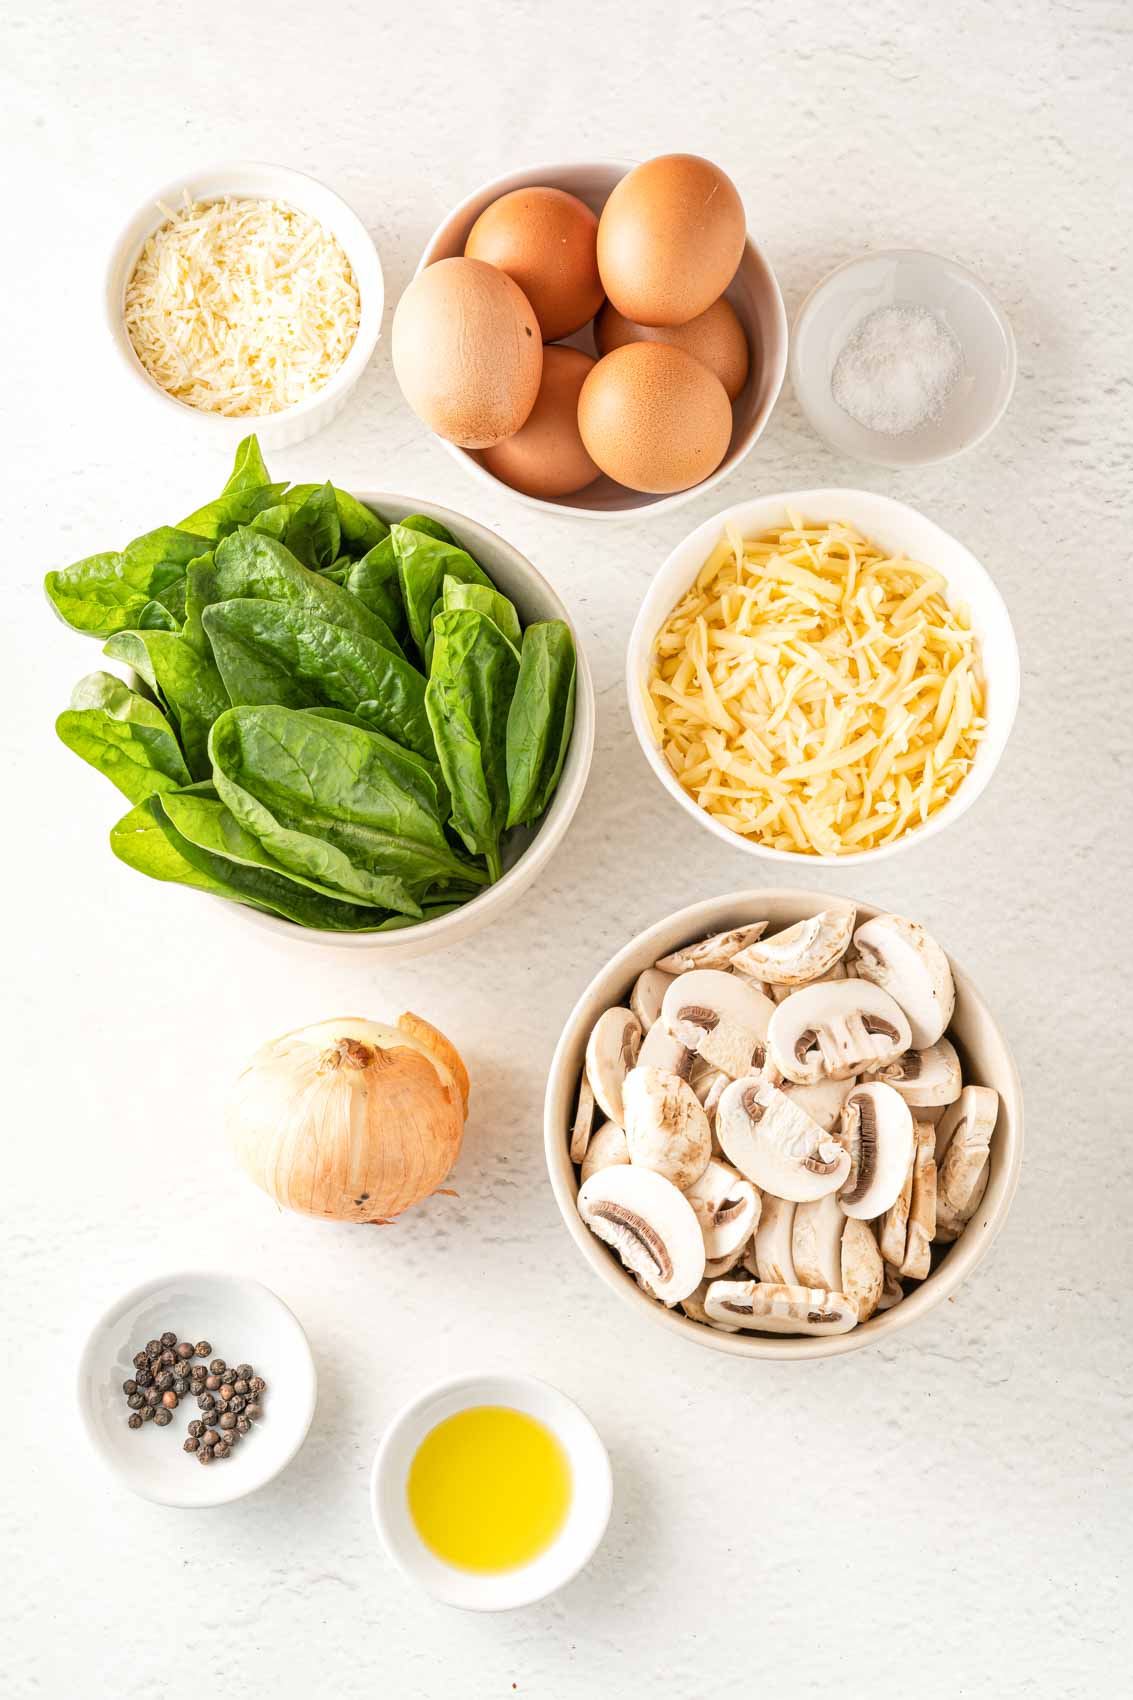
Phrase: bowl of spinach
[{"left": 46, "top": 437, "right": 594, "bottom": 952}]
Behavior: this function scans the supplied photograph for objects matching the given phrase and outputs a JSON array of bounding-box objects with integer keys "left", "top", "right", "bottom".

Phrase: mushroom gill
[
  {"left": 677, "top": 1004, "right": 721, "bottom": 1031},
  {"left": 840, "top": 1091, "right": 878, "bottom": 1205},
  {"left": 587, "top": 1200, "right": 674, "bottom": 1284}
]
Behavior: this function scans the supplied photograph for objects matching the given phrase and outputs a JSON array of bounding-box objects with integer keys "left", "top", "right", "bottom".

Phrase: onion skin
[{"left": 227, "top": 1014, "right": 468, "bottom": 1223}]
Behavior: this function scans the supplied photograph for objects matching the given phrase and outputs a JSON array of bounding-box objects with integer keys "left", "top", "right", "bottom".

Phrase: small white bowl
[
  {"left": 106, "top": 162, "right": 385, "bottom": 450},
  {"left": 371, "top": 1374, "right": 612, "bottom": 1610},
  {"left": 545, "top": 889, "right": 1024, "bottom": 1360},
  {"left": 791, "top": 250, "right": 1016, "bottom": 468},
  {"left": 231, "top": 492, "right": 594, "bottom": 954},
  {"left": 414, "top": 159, "right": 788, "bottom": 519},
  {"left": 627, "top": 487, "right": 1019, "bottom": 868},
  {"left": 77, "top": 1270, "right": 317, "bottom": 1508}
]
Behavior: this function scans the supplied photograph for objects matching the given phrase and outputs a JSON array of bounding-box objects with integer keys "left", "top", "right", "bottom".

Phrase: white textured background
[{"left": 3, "top": 1, "right": 1131, "bottom": 1695}]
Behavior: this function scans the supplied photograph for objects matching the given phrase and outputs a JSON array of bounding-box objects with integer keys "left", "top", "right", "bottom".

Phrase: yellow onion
[{"left": 227, "top": 1014, "right": 469, "bottom": 1223}]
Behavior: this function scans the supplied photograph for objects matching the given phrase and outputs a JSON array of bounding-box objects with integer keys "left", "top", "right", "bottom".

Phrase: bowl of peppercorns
[{"left": 77, "top": 1271, "right": 317, "bottom": 1507}]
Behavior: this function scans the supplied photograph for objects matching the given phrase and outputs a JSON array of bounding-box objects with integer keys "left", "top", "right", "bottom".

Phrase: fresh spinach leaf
[
  {"left": 346, "top": 536, "right": 406, "bottom": 637},
  {"left": 282, "top": 483, "right": 389, "bottom": 555},
  {"left": 222, "top": 435, "right": 273, "bottom": 495},
  {"left": 283, "top": 481, "right": 341, "bottom": 571},
  {"left": 391, "top": 524, "right": 494, "bottom": 655},
  {"left": 425, "top": 609, "right": 520, "bottom": 881},
  {"left": 505, "top": 620, "right": 577, "bottom": 828},
  {"left": 248, "top": 503, "right": 292, "bottom": 541},
  {"left": 209, "top": 706, "right": 484, "bottom": 911},
  {"left": 56, "top": 671, "right": 192, "bottom": 803},
  {"left": 103, "top": 629, "right": 229, "bottom": 780},
  {"left": 44, "top": 526, "right": 210, "bottom": 637},
  {"left": 400, "top": 514, "right": 456, "bottom": 545},
  {"left": 442, "top": 574, "right": 521, "bottom": 652},
  {"left": 137, "top": 599, "right": 180, "bottom": 632},
  {"left": 179, "top": 483, "right": 291, "bottom": 541}
]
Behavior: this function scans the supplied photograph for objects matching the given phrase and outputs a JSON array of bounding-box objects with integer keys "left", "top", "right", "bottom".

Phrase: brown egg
[
  {"left": 595, "top": 296, "right": 750, "bottom": 401},
  {"left": 465, "top": 187, "right": 604, "bottom": 342},
  {"left": 392, "top": 257, "right": 542, "bottom": 448},
  {"left": 480, "top": 346, "right": 601, "bottom": 499},
  {"left": 577, "top": 344, "right": 733, "bottom": 495},
  {"left": 597, "top": 154, "right": 746, "bottom": 328}
]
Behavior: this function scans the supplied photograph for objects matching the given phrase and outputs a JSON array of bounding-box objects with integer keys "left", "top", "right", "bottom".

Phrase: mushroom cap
[
  {"left": 767, "top": 978, "right": 911, "bottom": 1084},
  {"left": 585, "top": 1006, "right": 643, "bottom": 1125},
  {"left": 661, "top": 968, "right": 775, "bottom": 1079},
  {"left": 629, "top": 967, "right": 675, "bottom": 1032},
  {"left": 871, "top": 1036, "right": 962, "bottom": 1107},
  {"left": 579, "top": 1119, "right": 630, "bottom": 1186},
  {"left": 578, "top": 1163, "right": 705, "bottom": 1304},
  {"left": 638, "top": 1019, "right": 693, "bottom": 1075},
  {"left": 899, "top": 1122, "right": 937, "bottom": 1279},
  {"left": 841, "top": 1216, "right": 884, "bottom": 1321},
  {"left": 853, "top": 914, "right": 956, "bottom": 1050},
  {"left": 716, "top": 1077, "right": 851, "bottom": 1202},
  {"left": 682, "top": 1157, "right": 761, "bottom": 1260},
  {"left": 935, "top": 1085, "right": 998, "bottom": 1241},
  {"left": 680, "top": 1278, "right": 741, "bottom": 1331},
  {"left": 792, "top": 1191, "right": 844, "bottom": 1291},
  {"left": 704, "top": 1280, "right": 858, "bottom": 1336},
  {"left": 654, "top": 922, "right": 768, "bottom": 975},
  {"left": 836, "top": 1081, "right": 915, "bottom": 1219},
  {"left": 570, "top": 1073, "right": 596, "bottom": 1164},
  {"left": 731, "top": 907, "right": 855, "bottom": 986},
  {"left": 775, "top": 1075, "right": 854, "bottom": 1132},
  {"left": 623, "top": 1065, "right": 712, "bottom": 1189},
  {"left": 754, "top": 1191, "right": 798, "bottom": 1284}
]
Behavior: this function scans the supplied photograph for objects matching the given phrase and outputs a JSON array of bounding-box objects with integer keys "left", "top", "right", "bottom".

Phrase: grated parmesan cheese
[
  {"left": 124, "top": 195, "right": 361, "bottom": 417},
  {"left": 646, "top": 519, "right": 986, "bottom": 856}
]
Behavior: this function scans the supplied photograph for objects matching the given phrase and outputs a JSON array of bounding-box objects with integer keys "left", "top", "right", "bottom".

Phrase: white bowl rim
[
  {"left": 413, "top": 156, "right": 789, "bottom": 521},
  {"left": 626, "top": 486, "right": 1021, "bottom": 866},
  {"left": 76, "top": 1267, "right": 318, "bottom": 1507},
  {"left": 790, "top": 247, "right": 1018, "bottom": 469},
  {"left": 543, "top": 886, "right": 1025, "bottom": 1361},
  {"left": 104, "top": 160, "right": 385, "bottom": 431},
  {"left": 231, "top": 488, "right": 596, "bottom": 947},
  {"left": 369, "top": 1371, "right": 613, "bottom": 1610}
]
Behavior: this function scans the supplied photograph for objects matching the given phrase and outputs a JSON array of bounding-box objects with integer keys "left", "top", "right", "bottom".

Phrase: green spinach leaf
[
  {"left": 103, "top": 628, "right": 229, "bottom": 780},
  {"left": 505, "top": 620, "right": 577, "bottom": 828},
  {"left": 346, "top": 536, "right": 406, "bottom": 637},
  {"left": 425, "top": 609, "right": 519, "bottom": 881},
  {"left": 443, "top": 574, "right": 521, "bottom": 652},
  {"left": 221, "top": 435, "right": 273, "bottom": 495},
  {"left": 56, "top": 671, "right": 192, "bottom": 802},
  {"left": 44, "top": 526, "right": 210, "bottom": 637},
  {"left": 283, "top": 481, "right": 341, "bottom": 571},
  {"left": 391, "top": 524, "right": 494, "bottom": 655}
]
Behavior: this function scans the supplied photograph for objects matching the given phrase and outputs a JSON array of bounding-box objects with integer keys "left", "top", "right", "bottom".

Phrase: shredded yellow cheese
[
  {"left": 124, "top": 196, "right": 360, "bottom": 416},
  {"left": 646, "top": 519, "right": 986, "bottom": 856}
]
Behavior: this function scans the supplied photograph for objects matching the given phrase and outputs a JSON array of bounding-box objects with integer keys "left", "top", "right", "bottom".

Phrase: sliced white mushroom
[
  {"left": 900, "top": 1122, "right": 937, "bottom": 1279},
  {"left": 661, "top": 969, "right": 775, "bottom": 1080},
  {"left": 717, "top": 1077, "right": 851, "bottom": 1202},
  {"left": 841, "top": 1217, "right": 884, "bottom": 1321},
  {"left": 579, "top": 1120, "right": 629, "bottom": 1186},
  {"left": 629, "top": 967, "right": 675, "bottom": 1033},
  {"left": 792, "top": 1192, "right": 843, "bottom": 1291},
  {"left": 577, "top": 1164, "right": 705, "bottom": 1304},
  {"left": 853, "top": 914, "right": 955, "bottom": 1050},
  {"left": 935, "top": 1086, "right": 998, "bottom": 1243},
  {"left": 683, "top": 1158, "right": 761, "bottom": 1261},
  {"left": 836, "top": 1082, "right": 915, "bottom": 1219},
  {"left": 637, "top": 1019, "right": 693, "bottom": 1076},
  {"left": 876, "top": 1265, "right": 905, "bottom": 1311},
  {"left": 870, "top": 1036, "right": 962, "bottom": 1107},
  {"left": 763, "top": 960, "right": 850, "bottom": 1004},
  {"left": 776, "top": 1075, "right": 854, "bottom": 1133},
  {"left": 623, "top": 1066, "right": 711, "bottom": 1189},
  {"left": 697, "top": 1069, "right": 729, "bottom": 1126},
  {"left": 754, "top": 1193, "right": 798, "bottom": 1284},
  {"left": 654, "top": 922, "right": 768, "bottom": 975},
  {"left": 705, "top": 1281, "right": 857, "bottom": 1336},
  {"left": 878, "top": 1142, "right": 915, "bottom": 1268},
  {"left": 569, "top": 1073, "right": 596, "bottom": 1164},
  {"left": 731, "top": 907, "right": 855, "bottom": 986},
  {"left": 585, "top": 1007, "right": 642, "bottom": 1126},
  {"left": 704, "top": 1243, "right": 748, "bottom": 1279},
  {"left": 741, "top": 1241, "right": 760, "bottom": 1279},
  {"left": 680, "top": 1278, "right": 740, "bottom": 1331},
  {"left": 768, "top": 979, "right": 911, "bottom": 1085}
]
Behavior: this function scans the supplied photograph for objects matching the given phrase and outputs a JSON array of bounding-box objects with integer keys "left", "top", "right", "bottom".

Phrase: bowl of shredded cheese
[
  {"left": 106, "top": 163, "right": 384, "bottom": 448},
  {"left": 627, "top": 490, "right": 1018, "bottom": 863}
]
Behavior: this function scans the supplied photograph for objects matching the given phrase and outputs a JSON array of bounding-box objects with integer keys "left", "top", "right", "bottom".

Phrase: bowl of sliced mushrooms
[{"left": 544, "top": 890, "right": 1022, "bottom": 1358}]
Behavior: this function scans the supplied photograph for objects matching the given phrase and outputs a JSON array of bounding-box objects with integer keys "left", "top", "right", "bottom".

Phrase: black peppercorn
[
  {"left": 133, "top": 1350, "right": 148, "bottom": 1369},
  {"left": 235, "top": 1364, "right": 253, "bottom": 1381},
  {"left": 153, "top": 1407, "right": 172, "bottom": 1427},
  {"left": 146, "top": 1338, "right": 161, "bottom": 1357},
  {"left": 213, "top": 1441, "right": 230, "bottom": 1459},
  {"left": 236, "top": 1417, "right": 251, "bottom": 1435},
  {"left": 198, "top": 1446, "right": 214, "bottom": 1464},
  {"left": 156, "top": 1371, "right": 174, "bottom": 1391},
  {"left": 249, "top": 1377, "right": 266, "bottom": 1396},
  {"left": 214, "top": 1399, "right": 230, "bottom": 1416},
  {"left": 126, "top": 1391, "right": 143, "bottom": 1409},
  {"left": 218, "top": 1383, "right": 235, "bottom": 1402},
  {"left": 195, "top": 1340, "right": 211, "bottom": 1358},
  {"left": 173, "top": 1378, "right": 188, "bottom": 1395},
  {"left": 229, "top": 1396, "right": 245, "bottom": 1414},
  {"left": 245, "top": 1403, "right": 263, "bottom": 1422},
  {"left": 160, "top": 1349, "right": 176, "bottom": 1368},
  {"left": 140, "top": 1405, "right": 154, "bottom": 1422},
  {"left": 219, "top": 1412, "right": 236, "bottom": 1430},
  {"left": 205, "top": 1374, "right": 221, "bottom": 1392},
  {"left": 202, "top": 1428, "right": 220, "bottom": 1447},
  {"left": 128, "top": 1413, "right": 143, "bottom": 1429},
  {"left": 187, "top": 1419, "right": 203, "bottom": 1437},
  {"left": 209, "top": 1359, "right": 226, "bottom": 1376},
  {"left": 183, "top": 1436, "right": 199, "bottom": 1453},
  {"left": 232, "top": 1379, "right": 249, "bottom": 1396},
  {"left": 122, "top": 1379, "right": 138, "bottom": 1396},
  {"left": 144, "top": 1388, "right": 161, "bottom": 1407},
  {"left": 175, "top": 1341, "right": 194, "bottom": 1361},
  {"left": 161, "top": 1390, "right": 178, "bottom": 1410},
  {"left": 197, "top": 1392, "right": 215, "bottom": 1411},
  {"left": 161, "top": 1331, "right": 177, "bottom": 1348}
]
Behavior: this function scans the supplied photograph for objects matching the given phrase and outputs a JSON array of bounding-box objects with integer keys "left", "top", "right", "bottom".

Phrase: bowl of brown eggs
[{"left": 392, "top": 157, "right": 788, "bottom": 518}]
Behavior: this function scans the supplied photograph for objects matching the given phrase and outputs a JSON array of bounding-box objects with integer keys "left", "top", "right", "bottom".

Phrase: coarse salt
[{"left": 831, "top": 304, "right": 962, "bottom": 436}]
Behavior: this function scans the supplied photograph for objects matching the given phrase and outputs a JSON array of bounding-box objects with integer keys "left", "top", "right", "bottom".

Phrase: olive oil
[{"left": 407, "top": 1405, "right": 572, "bottom": 1572}]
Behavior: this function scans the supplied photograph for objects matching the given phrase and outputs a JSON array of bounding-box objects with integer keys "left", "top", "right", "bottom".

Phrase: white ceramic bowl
[
  {"left": 105, "top": 162, "right": 384, "bottom": 449},
  {"left": 791, "top": 250, "right": 1016, "bottom": 468},
  {"left": 627, "top": 487, "right": 1019, "bottom": 868},
  {"left": 231, "top": 492, "right": 594, "bottom": 954},
  {"left": 77, "top": 1270, "right": 317, "bottom": 1507},
  {"left": 414, "top": 159, "right": 787, "bottom": 519},
  {"left": 545, "top": 889, "right": 1024, "bottom": 1361},
  {"left": 371, "top": 1373, "right": 612, "bottom": 1609}
]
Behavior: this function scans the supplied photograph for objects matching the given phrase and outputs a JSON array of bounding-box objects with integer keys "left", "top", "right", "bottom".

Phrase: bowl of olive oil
[{"left": 371, "top": 1374, "right": 612, "bottom": 1610}]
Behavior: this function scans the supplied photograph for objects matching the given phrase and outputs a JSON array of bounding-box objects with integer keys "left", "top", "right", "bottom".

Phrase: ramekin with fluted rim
[
  {"left": 626, "top": 488, "right": 1020, "bottom": 867},
  {"left": 371, "top": 1373, "right": 612, "bottom": 1609},
  {"left": 105, "top": 162, "right": 384, "bottom": 450},
  {"left": 544, "top": 889, "right": 1023, "bottom": 1361},
  {"left": 229, "top": 492, "right": 594, "bottom": 956},
  {"left": 413, "top": 159, "right": 787, "bottom": 519}
]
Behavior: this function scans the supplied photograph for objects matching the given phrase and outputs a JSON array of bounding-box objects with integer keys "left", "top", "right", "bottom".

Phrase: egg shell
[
  {"left": 577, "top": 343, "right": 733, "bottom": 495},
  {"left": 392, "top": 257, "right": 542, "bottom": 449},
  {"left": 465, "top": 186, "right": 604, "bottom": 343},
  {"left": 480, "top": 346, "right": 601, "bottom": 499},
  {"left": 595, "top": 296, "right": 751, "bottom": 401},
  {"left": 597, "top": 154, "right": 746, "bottom": 328}
]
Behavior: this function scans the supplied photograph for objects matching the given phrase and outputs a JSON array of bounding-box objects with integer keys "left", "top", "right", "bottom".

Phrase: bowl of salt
[{"left": 790, "top": 249, "right": 1016, "bottom": 468}]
